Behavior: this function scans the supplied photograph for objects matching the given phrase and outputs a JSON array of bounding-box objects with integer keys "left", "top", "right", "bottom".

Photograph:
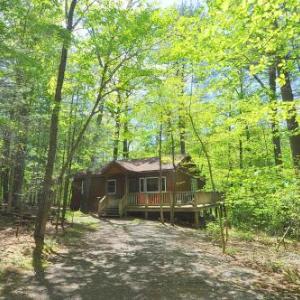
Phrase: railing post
[
  {"left": 145, "top": 193, "right": 148, "bottom": 219},
  {"left": 124, "top": 194, "right": 128, "bottom": 217},
  {"left": 193, "top": 199, "right": 199, "bottom": 227}
]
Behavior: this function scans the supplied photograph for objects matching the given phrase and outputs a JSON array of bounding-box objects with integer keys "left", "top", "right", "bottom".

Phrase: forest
[{"left": 0, "top": 0, "right": 300, "bottom": 298}]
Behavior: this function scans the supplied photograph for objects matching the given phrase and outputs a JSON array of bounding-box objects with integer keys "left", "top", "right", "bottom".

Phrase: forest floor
[{"left": 0, "top": 213, "right": 300, "bottom": 299}]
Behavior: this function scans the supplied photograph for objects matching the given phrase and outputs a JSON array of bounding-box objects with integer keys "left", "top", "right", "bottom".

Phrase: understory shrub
[{"left": 225, "top": 167, "right": 300, "bottom": 238}]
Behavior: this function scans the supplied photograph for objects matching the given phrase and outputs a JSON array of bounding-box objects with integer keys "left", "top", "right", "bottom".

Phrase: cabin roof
[
  {"left": 105, "top": 157, "right": 179, "bottom": 173},
  {"left": 74, "top": 155, "right": 202, "bottom": 178}
]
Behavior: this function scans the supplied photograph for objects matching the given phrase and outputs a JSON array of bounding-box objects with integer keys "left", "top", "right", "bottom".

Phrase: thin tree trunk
[
  {"left": 239, "top": 139, "right": 243, "bottom": 169},
  {"left": 34, "top": 0, "right": 77, "bottom": 256},
  {"left": 113, "top": 93, "right": 122, "bottom": 160},
  {"left": 188, "top": 69, "right": 226, "bottom": 252},
  {"left": 12, "top": 103, "right": 29, "bottom": 208},
  {"left": 1, "top": 129, "right": 11, "bottom": 203},
  {"left": 61, "top": 93, "right": 77, "bottom": 227},
  {"left": 170, "top": 130, "right": 176, "bottom": 226},
  {"left": 179, "top": 115, "right": 186, "bottom": 156},
  {"left": 189, "top": 114, "right": 216, "bottom": 191},
  {"left": 7, "top": 166, "right": 14, "bottom": 210},
  {"left": 179, "top": 63, "right": 186, "bottom": 155},
  {"left": 59, "top": 93, "right": 105, "bottom": 181},
  {"left": 277, "top": 67, "right": 300, "bottom": 171},
  {"left": 122, "top": 104, "right": 129, "bottom": 159},
  {"left": 158, "top": 123, "right": 164, "bottom": 224},
  {"left": 269, "top": 64, "right": 282, "bottom": 166}
]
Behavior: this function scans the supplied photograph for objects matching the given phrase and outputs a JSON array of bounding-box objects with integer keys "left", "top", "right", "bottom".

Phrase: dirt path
[{"left": 1, "top": 218, "right": 299, "bottom": 299}]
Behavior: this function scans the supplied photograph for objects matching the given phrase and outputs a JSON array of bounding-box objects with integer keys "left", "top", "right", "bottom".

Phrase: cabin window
[
  {"left": 107, "top": 179, "right": 116, "bottom": 195},
  {"left": 139, "top": 178, "right": 145, "bottom": 192},
  {"left": 139, "top": 177, "right": 166, "bottom": 192}
]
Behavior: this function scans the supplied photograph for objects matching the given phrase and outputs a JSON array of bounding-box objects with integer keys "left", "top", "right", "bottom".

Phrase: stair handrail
[{"left": 98, "top": 195, "right": 109, "bottom": 215}]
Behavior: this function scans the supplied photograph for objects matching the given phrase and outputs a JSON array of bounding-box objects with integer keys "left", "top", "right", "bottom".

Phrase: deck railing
[
  {"left": 127, "top": 192, "right": 172, "bottom": 206},
  {"left": 127, "top": 191, "right": 222, "bottom": 207}
]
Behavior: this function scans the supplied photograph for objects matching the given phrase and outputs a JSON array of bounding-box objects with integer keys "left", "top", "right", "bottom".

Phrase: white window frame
[
  {"left": 139, "top": 176, "right": 167, "bottom": 193},
  {"left": 107, "top": 179, "right": 117, "bottom": 195},
  {"left": 139, "top": 178, "right": 145, "bottom": 192}
]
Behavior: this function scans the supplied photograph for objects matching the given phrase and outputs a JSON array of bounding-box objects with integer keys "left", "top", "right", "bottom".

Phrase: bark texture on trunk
[
  {"left": 179, "top": 115, "right": 186, "bottom": 155},
  {"left": 34, "top": 0, "right": 77, "bottom": 253},
  {"left": 158, "top": 124, "right": 164, "bottom": 224},
  {"left": 1, "top": 129, "right": 11, "bottom": 203},
  {"left": 269, "top": 64, "right": 282, "bottom": 166},
  {"left": 278, "top": 67, "right": 300, "bottom": 170},
  {"left": 113, "top": 93, "right": 122, "bottom": 160},
  {"left": 12, "top": 103, "right": 29, "bottom": 208},
  {"left": 122, "top": 111, "right": 129, "bottom": 159}
]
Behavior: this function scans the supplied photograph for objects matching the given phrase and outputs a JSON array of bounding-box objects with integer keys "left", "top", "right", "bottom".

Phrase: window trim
[
  {"left": 139, "top": 176, "right": 167, "bottom": 193},
  {"left": 139, "top": 178, "right": 145, "bottom": 192},
  {"left": 107, "top": 179, "right": 117, "bottom": 195}
]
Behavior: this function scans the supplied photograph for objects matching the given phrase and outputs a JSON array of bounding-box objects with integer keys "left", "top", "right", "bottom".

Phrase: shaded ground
[{"left": 1, "top": 217, "right": 300, "bottom": 299}]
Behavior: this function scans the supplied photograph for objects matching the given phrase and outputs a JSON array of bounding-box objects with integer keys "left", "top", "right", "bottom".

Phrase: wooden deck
[
  {"left": 98, "top": 191, "right": 224, "bottom": 224},
  {"left": 126, "top": 203, "right": 220, "bottom": 213}
]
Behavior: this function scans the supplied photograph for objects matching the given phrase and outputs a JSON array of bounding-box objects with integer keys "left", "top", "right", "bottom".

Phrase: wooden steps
[{"left": 99, "top": 207, "right": 119, "bottom": 217}]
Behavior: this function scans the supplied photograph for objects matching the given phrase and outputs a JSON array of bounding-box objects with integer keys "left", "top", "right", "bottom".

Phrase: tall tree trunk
[
  {"left": 61, "top": 93, "right": 77, "bottom": 227},
  {"left": 122, "top": 103, "right": 129, "bottom": 159},
  {"left": 113, "top": 113, "right": 121, "bottom": 160},
  {"left": 239, "top": 139, "right": 243, "bottom": 169},
  {"left": 170, "top": 130, "right": 176, "bottom": 226},
  {"left": 158, "top": 123, "right": 164, "bottom": 224},
  {"left": 179, "top": 63, "right": 186, "bottom": 155},
  {"left": 179, "top": 115, "right": 186, "bottom": 155},
  {"left": 113, "top": 93, "right": 122, "bottom": 160},
  {"left": 277, "top": 67, "right": 300, "bottom": 171},
  {"left": 34, "top": 0, "right": 77, "bottom": 256},
  {"left": 1, "top": 129, "right": 11, "bottom": 203},
  {"left": 269, "top": 64, "right": 282, "bottom": 166},
  {"left": 12, "top": 103, "right": 29, "bottom": 208}
]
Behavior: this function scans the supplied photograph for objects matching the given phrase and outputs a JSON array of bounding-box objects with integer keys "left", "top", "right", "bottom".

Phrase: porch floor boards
[{"left": 126, "top": 203, "right": 222, "bottom": 213}]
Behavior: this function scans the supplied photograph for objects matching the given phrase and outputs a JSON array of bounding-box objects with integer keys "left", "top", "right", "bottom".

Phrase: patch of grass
[
  {"left": 283, "top": 267, "right": 300, "bottom": 284},
  {"left": 231, "top": 229, "right": 254, "bottom": 242},
  {"left": 131, "top": 218, "right": 142, "bottom": 225},
  {"left": 257, "top": 233, "right": 274, "bottom": 246},
  {"left": 56, "top": 221, "right": 98, "bottom": 246},
  {"left": 206, "top": 221, "right": 221, "bottom": 242},
  {"left": 66, "top": 211, "right": 99, "bottom": 226},
  {"left": 225, "top": 246, "right": 239, "bottom": 256},
  {"left": 0, "top": 248, "right": 33, "bottom": 275},
  {"left": 263, "top": 259, "right": 284, "bottom": 273}
]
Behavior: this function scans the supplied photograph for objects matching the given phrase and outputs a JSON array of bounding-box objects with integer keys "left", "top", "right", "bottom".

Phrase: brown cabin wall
[
  {"left": 71, "top": 170, "right": 198, "bottom": 213},
  {"left": 105, "top": 175, "right": 125, "bottom": 198},
  {"left": 88, "top": 176, "right": 106, "bottom": 211},
  {"left": 70, "top": 178, "right": 82, "bottom": 211},
  {"left": 70, "top": 175, "right": 106, "bottom": 212}
]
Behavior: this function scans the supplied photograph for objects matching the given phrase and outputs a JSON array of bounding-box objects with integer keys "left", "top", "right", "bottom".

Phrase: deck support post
[
  {"left": 194, "top": 210, "right": 199, "bottom": 227},
  {"left": 145, "top": 194, "right": 148, "bottom": 219},
  {"left": 214, "top": 207, "right": 218, "bottom": 218}
]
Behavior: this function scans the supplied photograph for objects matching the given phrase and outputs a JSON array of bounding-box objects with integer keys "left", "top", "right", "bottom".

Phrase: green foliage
[
  {"left": 231, "top": 229, "right": 254, "bottom": 242},
  {"left": 226, "top": 167, "right": 300, "bottom": 236},
  {"left": 206, "top": 221, "right": 221, "bottom": 242},
  {"left": 1, "top": 0, "right": 300, "bottom": 240}
]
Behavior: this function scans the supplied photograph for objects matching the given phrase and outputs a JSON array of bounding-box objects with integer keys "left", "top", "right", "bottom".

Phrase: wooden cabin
[{"left": 71, "top": 156, "right": 223, "bottom": 224}]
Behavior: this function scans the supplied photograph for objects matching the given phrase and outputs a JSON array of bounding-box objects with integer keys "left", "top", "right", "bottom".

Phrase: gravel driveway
[{"left": 1, "top": 218, "right": 299, "bottom": 300}]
